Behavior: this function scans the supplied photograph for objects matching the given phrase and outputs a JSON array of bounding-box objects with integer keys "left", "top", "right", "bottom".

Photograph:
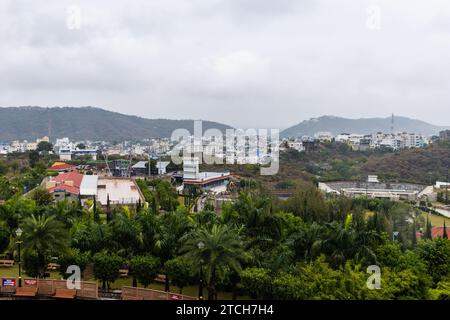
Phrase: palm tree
[
  {"left": 156, "top": 208, "right": 192, "bottom": 292},
  {"left": 288, "top": 222, "right": 326, "bottom": 262},
  {"left": 21, "top": 214, "right": 69, "bottom": 278},
  {"left": 181, "top": 224, "right": 247, "bottom": 300}
]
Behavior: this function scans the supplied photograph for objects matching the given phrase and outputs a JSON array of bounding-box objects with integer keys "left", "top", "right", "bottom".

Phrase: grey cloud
[{"left": 1, "top": 0, "right": 450, "bottom": 129}]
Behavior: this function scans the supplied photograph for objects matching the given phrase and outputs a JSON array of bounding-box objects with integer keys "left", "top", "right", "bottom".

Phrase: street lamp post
[
  {"left": 198, "top": 241, "right": 205, "bottom": 300},
  {"left": 15, "top": 228, "right": 23, "bottom": 288}
]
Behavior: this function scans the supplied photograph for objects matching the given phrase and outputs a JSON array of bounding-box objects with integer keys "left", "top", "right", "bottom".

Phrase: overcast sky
[{"left": 1, "top": 0, "right": 450, "bottom": 129}]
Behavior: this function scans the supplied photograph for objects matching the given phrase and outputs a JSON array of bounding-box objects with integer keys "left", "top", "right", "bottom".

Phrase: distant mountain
[
  {"left": 0, "top": 106, "right": 232, "bottom": 142},
  {"left": 281, "top": 115, "right": 449, "bottom": 137}
]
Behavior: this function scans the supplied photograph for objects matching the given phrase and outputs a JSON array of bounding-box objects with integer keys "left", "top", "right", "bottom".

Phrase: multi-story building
[{"left": 439, "top": 130, "right": 450, "bottom": 141}]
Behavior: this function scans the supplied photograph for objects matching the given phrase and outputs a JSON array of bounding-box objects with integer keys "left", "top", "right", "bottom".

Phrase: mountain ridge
[
  {"left": 0, "top": 106, "right": 232, "bottom": 142},
  {"left": 281, "top": 115, "right": 449, "bottom": 137}
]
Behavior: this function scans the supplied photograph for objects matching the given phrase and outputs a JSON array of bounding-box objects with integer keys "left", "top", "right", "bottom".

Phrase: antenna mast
[{"left": 391, "top": 113, "right": 394, "bottom": 135}]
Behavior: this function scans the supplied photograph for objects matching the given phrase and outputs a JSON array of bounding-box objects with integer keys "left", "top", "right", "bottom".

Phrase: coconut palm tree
[
  {"left": 156, "top": 209, "right": 192, "bottom": 291},
  {"left": 181, "top": 224, "right": 247, "bottom": 300},
  {"left": 20, "top": 214, "right": 69, "bottom": 277}
]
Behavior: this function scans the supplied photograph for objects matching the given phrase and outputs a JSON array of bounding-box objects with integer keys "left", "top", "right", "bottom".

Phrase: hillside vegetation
[
  {"left": 282, "top": 115, "right": 448, "bottom": 137},
  {"left": 0, "top": 106, "right": 232, "bottom": 141}
]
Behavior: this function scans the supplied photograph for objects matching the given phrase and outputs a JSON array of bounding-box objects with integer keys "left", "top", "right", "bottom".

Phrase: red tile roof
[
  {"left": 47, "top": 163, "right": 77, "bottom": 171},
  {"left": 47, "top": 185, "right": 80, "bottom": 195},
  {"left": 47, "top": 171, "right": 84, "bottom": 195}
]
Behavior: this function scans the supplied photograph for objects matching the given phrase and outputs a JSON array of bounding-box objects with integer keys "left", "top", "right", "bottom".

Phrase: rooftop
[
  {"left": 97, "top": 177, "right": 144, "bottom": 206},
  {"left": 47, "top": 162, "right": 78, "bottom": 171},
  {"left": 184, "top": 171, "right": 231, "bottom": 185}
]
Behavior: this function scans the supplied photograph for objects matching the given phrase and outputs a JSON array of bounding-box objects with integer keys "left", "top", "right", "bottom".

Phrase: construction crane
[{"left": 103, "top": 151, "right": 112, "bottom": 177}]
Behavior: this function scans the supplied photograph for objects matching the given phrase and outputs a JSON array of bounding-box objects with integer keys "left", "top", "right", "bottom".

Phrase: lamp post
[
  {"left": 198, "top": 241, "right": 205, "bottom": 300},
  {"left": 15, "top": 228, "right": 23, "bottom": 288}
]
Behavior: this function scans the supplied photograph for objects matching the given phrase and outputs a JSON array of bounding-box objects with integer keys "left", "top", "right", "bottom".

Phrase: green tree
[
  {"left": 21, "top": 214, "right": 70, "bottom": 277},
  {"left": 37, "top": 141, "right": 53, "bottom": 152},
  {"left": 93, "top": 251, "right": 122, "bottom": 290},
  {"left": 182, "top": 224, "right": 247, "bottom": 300},
  {"left": 417, "top": 238, "right": 450, "bottom": 284},
  {"left": 156, "top": 207, "right": 192, "bottom": 292},
  {"left": 110, "top": 211, "right": 142, "bottom": 257},
  {"left": 30, "top": 188, "right": 54, "bottom": 206},
  {"left": 23, "top": 250, "right": 40, "bottom": 278},
  {"left": 425, "top": 217, "right": 433, "bottom": 240},
  {"left": 443, "top": 221, "right": 448, "bottom": 240},
  {"left": 58, "top": 248, "right": 91, "bottom": 279},
  {"left": 129, "top": 255, "right": 160, "bottom": 288},
  {"left": 0, "top": 222, "right": 9, "bottom": 253},
  {"left": 28, "top": 150, "right": 40, "bottom": 168},
  {"left": 165, "top": 256, "right": 193, "bottom": 294},
  {"left": 10, "top": 160, "right": 20, "bottom": 176},
  {"left": 240, "top": 267, "right": 272, "bottom": 299},
  {"left": 0, "top": 161, "right": 8, "bottom": 176}
]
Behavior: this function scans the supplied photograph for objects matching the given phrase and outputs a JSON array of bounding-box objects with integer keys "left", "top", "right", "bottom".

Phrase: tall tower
[{"left": 391, "top": 113, "right": 394, "bottom": 135}]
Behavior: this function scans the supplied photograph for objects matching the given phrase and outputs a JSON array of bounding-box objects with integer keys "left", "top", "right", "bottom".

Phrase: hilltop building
[
  {"left": 319, "top": 177, "right": 427, "bottom": 201},
  {"left": 182, "top": 158, "right": 230, "bottom": 193}
]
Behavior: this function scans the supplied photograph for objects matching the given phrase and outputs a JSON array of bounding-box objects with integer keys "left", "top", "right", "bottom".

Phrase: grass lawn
[
  {"left": 420, "top": 212, "right": 450, "bottom": 227},
  {"left": 0, "top": 265, "right": 60, "bottom": 279}
]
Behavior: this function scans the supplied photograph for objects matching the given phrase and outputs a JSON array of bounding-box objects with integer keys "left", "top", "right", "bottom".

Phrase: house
[
  {"left": 439, "top": 130, "right": 450, "bottom": 141},
  {"left": 435, "top": 181, "right": 450, "bottom": 189},
  {"left": 47, "top": 162, "right": 78, "bottom": 173},
  {"left": 59, "top": 147, "right": 98, "bottom": 161},
  {"left": 96, "top": 177, "right": 145, "bottom": 206},
  {"left": 79, "top": 175, "right": 99, "bottom": 202},
  {"left": 131, "top": 161, "right": 149, "bottom": 176},
  {"left": 182, "top": 158, "right": 230, "bottom": 193},
  {"left": 45, "top": 173, "right": 145, "bottom": 207},
  {"left": 45, "top": 171, "right": 84, "bottom": 201},
  {"left": 156, "top": 161, "right": 170, "bottom": 175}
]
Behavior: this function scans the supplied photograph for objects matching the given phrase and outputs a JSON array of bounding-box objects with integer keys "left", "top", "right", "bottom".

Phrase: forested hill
[
  {"left": 282, "top": 115, "right": 448, "bottom": 137},
  {"left": 0, "top": 106, "right": 232, "bottom": 141}
]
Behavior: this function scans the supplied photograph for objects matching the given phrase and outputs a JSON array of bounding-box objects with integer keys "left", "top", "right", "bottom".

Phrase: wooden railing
[
  {"left": 122, "top": 286, "right": 196, "bottom": 300},
  {"left": 1, "top": 278, "right": 98, "bottom": 299}
]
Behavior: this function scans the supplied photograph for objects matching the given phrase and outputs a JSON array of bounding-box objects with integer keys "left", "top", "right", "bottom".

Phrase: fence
[
  {"left": 121, "top": 286, "right": 196, "bottom": 300},
  {"left": 0, "top": 278, "right": 98, "bottom": 299}
]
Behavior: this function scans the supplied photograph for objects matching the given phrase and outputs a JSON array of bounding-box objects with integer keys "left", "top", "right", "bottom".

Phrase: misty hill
[
  {"left": 0, "top": 107, "right": 232, "bottom": 142},
  {"left": 282, "top": 115, "right": 449, "bottom": 137}
]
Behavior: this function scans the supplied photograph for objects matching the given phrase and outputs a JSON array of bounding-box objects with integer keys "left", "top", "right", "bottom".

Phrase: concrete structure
[
  {"left": 435, "top": 181, "right": 450, "bottom": 189},
  {"left": 97, "top": 177, "right": 144, "bottom": 206},
  {"left": 45, "top": 171, "right": 84, "bottom": 201},
  {"left": 183, "top": 158, "right": 200, "bottom": 180},
  {"left": 59, "top": 147, "right": 98, "bottom": 161},
  {"left": 182, "top": 158, "right": 230, "bottom": 193},
  {"left": 79, "top": 175, "right": 99, "bottom": 197},
  {"left": 131, "top": 161, "right": 149, "bottom": 176},
  {"left": 156, "top": 161, "right": 170, "bottom": 175},
  {"left": 45, "top": 172, "right": 144, "bottom": 206},
  {"left": 0, "top": 142, "right": 9, "bottom": 155},
  {"left": 47, "top": 162, "right": 78, "bottom": 172},
  {"left": 319, "top": 181, "right": 426, "bottom": 201},
  {"left": 439, "top": 130, "right": 450, "bottom": 141}
]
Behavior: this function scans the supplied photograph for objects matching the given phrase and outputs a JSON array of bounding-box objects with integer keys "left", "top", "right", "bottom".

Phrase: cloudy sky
[{"left": 1, "top": 0, "right": 450, "bottom": 129}]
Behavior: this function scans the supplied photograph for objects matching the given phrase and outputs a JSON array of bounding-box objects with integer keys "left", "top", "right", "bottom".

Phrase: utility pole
[
  {"left": 446, "top": 170, "right": 449, "bottom": 204},
  {"left": 148, "top": 153, "right": 151, "bottom": 177}
]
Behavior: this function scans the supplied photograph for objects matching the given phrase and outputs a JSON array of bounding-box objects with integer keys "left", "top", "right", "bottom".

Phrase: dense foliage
[{"left": 1, "top": 153, "right": 450, "bottom": 300}]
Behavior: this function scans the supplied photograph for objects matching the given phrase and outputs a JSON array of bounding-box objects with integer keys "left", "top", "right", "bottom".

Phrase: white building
[{"left": 156, "top": 161, "right": 170, "bottom": 175}]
